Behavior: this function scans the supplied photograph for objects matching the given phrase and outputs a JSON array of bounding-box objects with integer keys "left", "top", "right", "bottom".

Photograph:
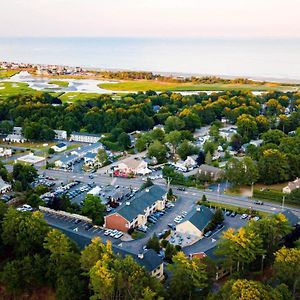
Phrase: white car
[
  {"left": 115, "top": 232, "right": 123, "bottom": 239},
  {"left": 110, "top": 229, "right": 118, "bottom": 237},
  {"left": 174, "top": 216, "right": 183, "bottom": 224},
  {"left": 22, "top": 204, "right": 33, "bottom": 211},
  {"left": 104, "top": 229, "right": 112, "bottom": 236},
  {"left": 241, "top": 214, "right": 248, "bottom": 219},
  {"left": 252, "top": 216, "right": 260, "bottom": 221}
]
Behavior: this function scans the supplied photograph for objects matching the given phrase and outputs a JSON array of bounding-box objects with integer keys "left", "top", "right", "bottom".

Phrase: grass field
[
  {"left": 48, "top": 80, "right": 69, "bottom": 88},
  {"left": 99, "top": 80, "right": 299, "bottom": 92},
  {"left": 0, "top": 81, "right": 36, "bottom": 99},
  {"left": 0, "top": 69, "right": 20, "bottom": 79},
  {"left": 59, "top": 92, "right": 101, "bottom": 102}
]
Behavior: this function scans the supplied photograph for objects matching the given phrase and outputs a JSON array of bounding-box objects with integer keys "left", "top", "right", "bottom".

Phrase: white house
[
  {"left": 0, "top": 148, "right": 12, "bottom": 157},
  {"left": 283, "top": 178, "right": 300, "bottom": 194},
  {"left": 115, "top": 158, "right": 150, "bottom": 176},
  {"left": 4, "top": 134, "right": 26, "bottom": 143},
  {"left": 84, "top": 152, "right": 97, "bottom": 164},
  {"left": 54, "top": 130, "right": 67, "bottom": 140},
  {"left": 174, "top": 155, "right": 198, "bottom": 172},
  {"left": 70, "top": 132, "right": 100, "bottom": 143},
  {"left": 12, "top": 126, "right": 22, "bottom": 135},
  {"left": 0, "top": 178, "right": 11, "bottom": 194},
  {"left": 51, "top": 143, "right": 67, "bottom": 153},
  {"left": 176, "top": 206, "right": 213, "bottom": 240}
]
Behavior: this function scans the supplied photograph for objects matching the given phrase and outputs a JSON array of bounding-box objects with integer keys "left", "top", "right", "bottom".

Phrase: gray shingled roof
[
  {"left": 181, "top": 205, "right": 213, "bottom": 231},
  {"left": 115, "top": 185, "right": 166, "bottom": 222},
  {"left": 114, "top": 247, "right": 163, "bottom": 272},
  {"left": 281, "top": 210, "right": 299, "bottom": 226}
]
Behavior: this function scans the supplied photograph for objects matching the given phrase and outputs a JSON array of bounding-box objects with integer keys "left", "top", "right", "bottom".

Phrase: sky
[{"left": 0, "top": 0, "right": 299, "bottom": 38}]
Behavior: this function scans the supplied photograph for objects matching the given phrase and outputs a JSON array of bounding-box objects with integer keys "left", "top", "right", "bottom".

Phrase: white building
[
  {"left": 70, "top": 132, "right": 100, "bottom": 143},
  {"left": 0, "top": 178, "right": 11, "bottom": 194},
  {"left": 4, "top": 134, "right": 26, "bottom": 143},
  {"left": 54, "top": 130, "right": 67, "bottom": 140},
  {"left": 51, "top": 143, "right": 67, "bottom": 153},
  {"left": 283, "top": 178, "right": 300, "bottom": 194},
  {"left": 0, "top": 148, "right": 12, "bottom": 157},
  {"left": 115, "top": 158, "right": 150, "bottom": 175}
]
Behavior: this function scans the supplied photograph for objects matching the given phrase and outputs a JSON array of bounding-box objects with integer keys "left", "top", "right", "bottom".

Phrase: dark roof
[
  {"left": 281, "top": 210, "right": 299, "bottom": 226},
  {"left": 84, "top": 152, "right": 97, "bottom": 159},
  {"left": 113, "top": 185, "right": 166, "bottom": 222},
  {"left": 56, "top": 142, "right": 66, "bottom": 148},
  {"left": 114, "top": 247, "right": 163, "bottom": 272},
  {"left": 181, "top": 205, "right": 213, "bottom": 231},
  {"left": 49, "top": 225, "right": 162, "bottom": 272}
]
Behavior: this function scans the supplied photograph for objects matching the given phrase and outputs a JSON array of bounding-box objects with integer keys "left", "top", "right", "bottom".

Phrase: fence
[{"left": 39, "top": 206, "right": 92, "bottom": 223}]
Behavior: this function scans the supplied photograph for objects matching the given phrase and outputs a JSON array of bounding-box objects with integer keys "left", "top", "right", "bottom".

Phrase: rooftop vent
[
  {"left": 196, "top": 207, "right": 201, "bottom": 212},
  {"left": 145, "top": 189, "right": 149, "bottom": 192}
]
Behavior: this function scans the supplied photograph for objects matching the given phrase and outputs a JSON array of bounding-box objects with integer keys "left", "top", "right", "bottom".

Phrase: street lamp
[{"left": 282, "top": 195, "right": 285, "bottom": 211}]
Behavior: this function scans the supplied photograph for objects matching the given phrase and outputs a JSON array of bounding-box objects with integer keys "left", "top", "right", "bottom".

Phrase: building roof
[
  {"left": 71, "top": 132, "right": 101, "bottom": 138},
  {"left": 118, "top": 158, "right": 146, "bottom": 170},
  {"left": 181, "top": 205, "right": 213, "bottom": 232},
  {"left": 286, "top": 178, "right": 300, "bottom": 192},
  {"left": 281, "top": 209, "right": 299, "bottom": 226},
  {"left": 51, "top": 227, "right": 162, "bottom": 273},
  {"left": 56, "top": 142, "right": 67, "bottom": 148},
  {"left": 84, "top": 152, "right": 97, "bottom": 159},
  {"left": 0, "top": 178, "right": 11, "bottom": 190},
  {"left": 199, "top": 164, "right": 224, "bottom": 175},
  {"left": 114, "top": 247, "right": 163, "bottom": 272},
  {"left": 113, "top": 185, "right": 166, "bottom": 222},
  {"left": 59, "top": 154, "right": 77, "bottom": 164}
]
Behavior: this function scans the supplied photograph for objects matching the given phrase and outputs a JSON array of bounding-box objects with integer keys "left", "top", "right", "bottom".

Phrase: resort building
[{"left": 54, "top": 130, "right": 68, "bottom": 140}]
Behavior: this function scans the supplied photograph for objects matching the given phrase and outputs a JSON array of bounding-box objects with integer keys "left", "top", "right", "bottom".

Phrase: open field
[
  {"left": 0, "top": 82, "right": 36, "bottom": 98},
  {"left": 99, "top": 80, "right": 299, "bottom": 92},
  {"left": 0, "top": 69, "right": 20, "bottom": 79},
  {"left": 48, "top": 80, "right": 69, "bottom": 87},
  {"left": 59, "top": 92, "right": 101, "bottom": 102}
]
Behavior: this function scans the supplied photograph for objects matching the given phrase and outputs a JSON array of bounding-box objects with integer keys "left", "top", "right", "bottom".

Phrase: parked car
[
  {"left": 230, "top": 212, "right": 237, "bottom": 217},
  {"left": 225, "top": 211, "right": 232, "bottom": 216},
  {"left": 115, "top": 232, "right": 123, "bottom": 239},
  {"left": 204, "top": 231, "right": 212, "bottom": 237},
  {"left": 74, "top": 219, "right": 81, "bottom": 224},
  {"left": 177, "top": 187, "right": 186, "bottom": 191},
  {"left": 252, "top": 216, "right": 260, "bottom": 221},
  {"left": 84, "top": 224, "right": 93, "bottom": 230},
  {"left": 104, "top": 229, "right": 112, "bottom": 236},
  {"left": 147, "top": 217, "right": 157, "bottom": 224},
  {"left": 110, "top": 229, "right": 119, "bottom": 237},
  {"left": 168, "top": 223, "right": 176, "bottom": 230},
  {"left": 216, "top": 223, "right": 224, "bottom": 230},
  {"left": 254, "top": 200, "right": 264, "bottom": 205},
  {"left": 241, "top": 214, "right": 248, "bottom": 219}
]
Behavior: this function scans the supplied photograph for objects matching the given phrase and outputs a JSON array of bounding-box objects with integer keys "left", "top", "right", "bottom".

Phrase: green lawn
[
  {"left": 99, "top": 80, "right": 298, "bottom": 92},
  {"left": 48, "top": 80, "right": 69, "bottom": 88},
  {"left": 0, "top": 82, "right": 36, "bottom": 99},
  {"left": 59, "top": 92, "right": 101, "bottom": 103},
  {"left": 0, "top": 69, "right": 20, "bottom": 79}
]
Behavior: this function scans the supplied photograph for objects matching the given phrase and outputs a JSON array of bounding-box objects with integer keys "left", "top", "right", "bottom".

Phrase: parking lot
[{"left": 43, "top": 211, "right": 128, "bottom": 245}]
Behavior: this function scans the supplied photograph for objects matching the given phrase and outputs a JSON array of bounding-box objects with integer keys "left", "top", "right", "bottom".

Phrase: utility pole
[{"left": 282, "top": 195, "right": 285, "bottom": 211}]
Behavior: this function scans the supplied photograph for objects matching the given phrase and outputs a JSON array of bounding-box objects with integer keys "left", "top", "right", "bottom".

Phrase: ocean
[{"left": 0, "top": 37, "right": 299, "bottom": 81}]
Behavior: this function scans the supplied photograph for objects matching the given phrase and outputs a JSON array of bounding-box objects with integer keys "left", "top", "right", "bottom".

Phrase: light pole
[
  {"left": 261, "top": 254, "right": 266, "bottom": 272},
  {"left": 282, "top": 195, "right": 285, "bottom": 211},
  {"left": 251, "top": 182, "right": 254, "bottom": 198}
]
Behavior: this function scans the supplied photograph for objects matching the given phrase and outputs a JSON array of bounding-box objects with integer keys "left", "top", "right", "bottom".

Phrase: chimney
[{"left": 196, "top": 207, "right": 201, "bottom": 212}]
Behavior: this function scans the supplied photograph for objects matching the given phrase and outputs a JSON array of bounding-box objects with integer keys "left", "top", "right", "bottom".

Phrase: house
[
  {"left": 153, "top": 124, "right": 165, "bottom": 132},
  {"left": 114, "top": 158, "right": 151, "bottom": 176},
  {"left": 114, "top": 247, "right": 164, "bottom": 280},
  {"left": 104, "top": 185, "right": 166, "bottom": 232},
  {"left": 70, "top": 132, "right": 100, "bottom": 143},
  {"left": 198, "top": 164, "right": 224, "bottom": 181},
  {"left": 55, "top": 154, "right": 78, "bottom": 169},
  {"left": 0, "top": 148, "right": 12, "bottom": 157},
  {"left": 4, "top": 134, "right": 26, "bottom": 143},
  {"left": 174, "top": 155, "right": 198, "bottom": 172},
  {"left": 12, "top": 126, "right": 22, "bottom": 135},
  {"left": 282, "top": 178, "right": 300, "bottom": 194},
  {"left": 71, "top": 142, "right": 103, "bottom": 158},
  {"left": 54, "top": 130, "right": 67, "bottom": 140},
  {"left": 281, "top": 210, "right": 299, "bottom": 226},
  {"left": 249, "top": 139, "right": 263, "bottom": 147},
  {"left": 176, "top": 206, "right": 213, "bottom": 239},
  {"left": 219, "top": 127, "right": 237, "bottom": 141},
  {"left": 84, "top": 152, "right": 97, "bottom": 164},
  {"left": 51, "top": 142, "right": 67, "bottom": 153},
  {"left": 0, "top": 178, "right": 11, "bottom": 194}
]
